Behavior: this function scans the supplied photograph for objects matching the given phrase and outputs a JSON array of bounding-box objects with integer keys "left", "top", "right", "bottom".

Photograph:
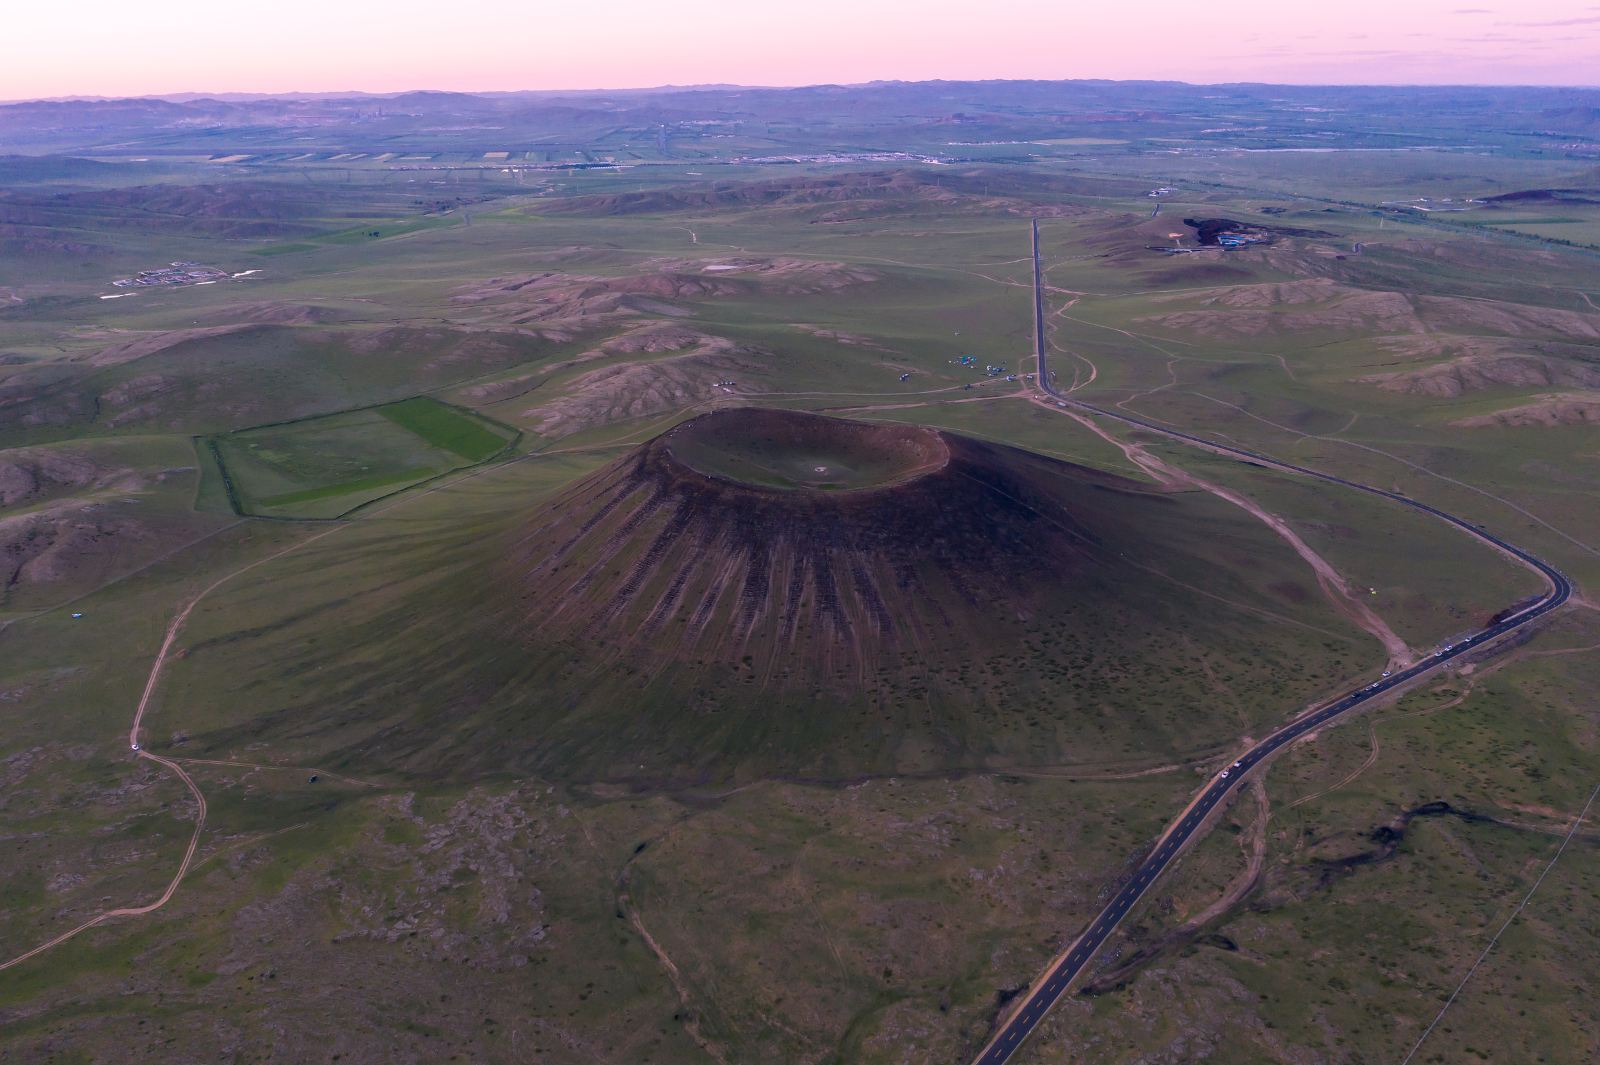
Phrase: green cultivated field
[
  {"left": 377, "top": 396, "right": 509, "bottom": 460},
  {"left": 1457, "top": 201, "right": 1600, "bottom": 247},
  {"left": 209, "top": 398, "right": 516, "bottom": 518}
]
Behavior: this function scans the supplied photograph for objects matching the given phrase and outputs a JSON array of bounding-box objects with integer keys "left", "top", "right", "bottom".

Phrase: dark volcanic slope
[
  {"left": 506, "top": 408, "right": 1117, "bottom": 673},
  {"left": 176, "top": 406, "right": 1372, "bottom": 784}
]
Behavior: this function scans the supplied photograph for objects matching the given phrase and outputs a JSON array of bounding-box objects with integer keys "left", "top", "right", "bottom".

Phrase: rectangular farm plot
[
  {"left": 212, "top": 398, "right": 516, "bottom": 518},
  {"left": 376, "top": 396, "right": 510, "bottom": 461},
  {"left": 1459, "top": 203, "right": 1600, "bottom": 248}
]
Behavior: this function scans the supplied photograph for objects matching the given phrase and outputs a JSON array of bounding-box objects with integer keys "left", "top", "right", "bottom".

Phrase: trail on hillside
[
  {"left": 0, "top": 752, "right": 204, "bottom": 974},
  {"left": 0, "top": 430, "right": 668, "bottom": 973},
  {"left": 1036, "top": 396, "right": 1413, "bottom": 664}
]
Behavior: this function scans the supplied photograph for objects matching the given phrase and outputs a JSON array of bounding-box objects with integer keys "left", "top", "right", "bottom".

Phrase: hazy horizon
[
  {"left": 8, "top": 71, "right": 1600, "bottom": 106},
  {"left": 8, "top": 0, "right": 1600, "bottom": 101}
]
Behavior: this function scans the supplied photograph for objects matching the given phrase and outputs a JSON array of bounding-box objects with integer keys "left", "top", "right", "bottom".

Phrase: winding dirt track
[
  {"left": 0, "top": 528, "right": 346, "bottom": 974},
  {"left": 0, "top": 416, "right": 692, "bottom": 974},
  {"left": 0, "top": 750, "right": 205, "bottom": 974},
  {"left": 2, "top": 389, "right": 1001, "bottom": 973},
  {"left": 1041, "top": 397, "right": 1412, "bottom": 663}
]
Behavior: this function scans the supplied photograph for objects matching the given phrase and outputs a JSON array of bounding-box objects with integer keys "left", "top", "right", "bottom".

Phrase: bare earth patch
[
  {"left": 1139, "top": 287, "right": 1423, "bottom": 339},
  {"left": 1451, "top": 391, "right": 1600, "bottom": 428},
  {"left": 524, "top": 335, "right": 769, "bottom": 436},
  {"left": 1362, "top": 353, "right": 1600, "bottom": 397},
  {"left": 0, "top": 446, "right": 146, "bottom": 508},
  {"left": 791, "top": 323, "right": 896, "bottom": 352}
]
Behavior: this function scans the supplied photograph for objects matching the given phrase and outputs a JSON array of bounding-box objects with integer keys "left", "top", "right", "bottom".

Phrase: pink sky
[{"left": 7, "top": 0, "right": 1600, "bottom": 99}]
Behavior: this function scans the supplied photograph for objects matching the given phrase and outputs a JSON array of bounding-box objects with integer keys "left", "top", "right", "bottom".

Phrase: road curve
[
  {"left": 970, "top": 221, "right": 1573, "bottom": 1065},
  {"left": 0, "top": 750, "right": 206, "bottom": 974},
  {"left": 0, "top": 526, "right": 350, "bottom": 974}
]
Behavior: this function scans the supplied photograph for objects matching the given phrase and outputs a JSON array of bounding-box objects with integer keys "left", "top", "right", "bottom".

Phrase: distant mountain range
[{"left": 1, "top": 79, "right": 1596, "bottom": 157}]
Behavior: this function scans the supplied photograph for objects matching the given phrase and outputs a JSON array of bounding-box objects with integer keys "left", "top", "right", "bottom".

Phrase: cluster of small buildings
[
  {"left": 1378, "top": 197, "right": 1482, "bottom": 213},
  {"left": 112, "top": 262, "right": 228, "bottom": 288},
  {"left": 947, "top": 354, "right": 1032, "bottom": 386},
  {"left": 949, "top": 354, "right": 1010, "bottom": 376},
  {"left": 737, "top": 151, "right": 945, "bottom": 165},
  {"left": 950, "top": 354, "right": 1008, "bottom": 376},
  {"left": 1149, "top": 228, "right": 1264, "bottom": 253},
  {"left": 1147, "top": 187, "right": 1173, "bottom": 198}
]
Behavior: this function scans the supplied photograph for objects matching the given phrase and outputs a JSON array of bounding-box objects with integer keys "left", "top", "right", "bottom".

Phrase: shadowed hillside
[{"left": 164, "top": 409, "right": 1373, "bottom": 785}]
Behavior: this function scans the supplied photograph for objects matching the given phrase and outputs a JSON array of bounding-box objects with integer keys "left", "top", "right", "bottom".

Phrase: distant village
[
  {"left": 112, "top": 262, "right": 230, "bottom": 288},
  {"left": 950, "top": 353, "right": 1029, "bottom": 387},
  {"left": 1378, "top": 197, "right": 1483, "bottom": 213}
]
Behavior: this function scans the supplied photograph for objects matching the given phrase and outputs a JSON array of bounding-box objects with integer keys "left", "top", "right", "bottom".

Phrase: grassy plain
[{"left": 1, "top": 135, "right": 1598, "bottom": 1065}]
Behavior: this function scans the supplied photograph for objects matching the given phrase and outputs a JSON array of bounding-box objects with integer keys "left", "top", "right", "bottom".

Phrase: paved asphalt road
[{"left": 971, "top": 221, "right": 1573, "bottom": 1065}]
